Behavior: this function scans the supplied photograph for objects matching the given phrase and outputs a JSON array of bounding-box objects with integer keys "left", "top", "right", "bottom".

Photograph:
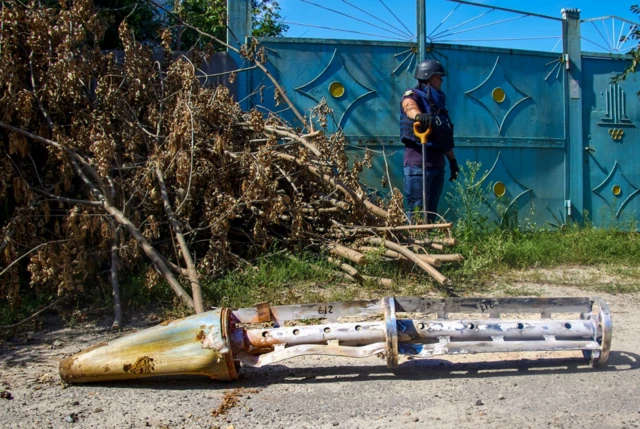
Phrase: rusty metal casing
[
  {"left": 60, "top": 297, "right": 612, "bottom": 383},
  {"left": 60, "top": 308, "right": 238, "bottom": 383}
]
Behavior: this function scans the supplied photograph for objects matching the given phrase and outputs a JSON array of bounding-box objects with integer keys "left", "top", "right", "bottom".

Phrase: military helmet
[{"left": 414, "top": 59, "right": 447, "bottom": 81}]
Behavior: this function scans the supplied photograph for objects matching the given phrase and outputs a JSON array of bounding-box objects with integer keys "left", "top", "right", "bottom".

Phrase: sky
[{"left": 274, "top": 0, "right": 639, "bottom": 53}]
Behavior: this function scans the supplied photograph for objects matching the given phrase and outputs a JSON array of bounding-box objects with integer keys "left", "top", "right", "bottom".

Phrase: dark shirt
[{"left": 401, "top": 86, "right": 447, "bottom": 169}]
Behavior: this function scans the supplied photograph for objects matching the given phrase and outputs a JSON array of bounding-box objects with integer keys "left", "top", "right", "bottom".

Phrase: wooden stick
[
  {"left": 110, "top": 236, "right": 123, "bottom": 330},
  {"left": 356, "top": 246, "right": 402, "bottom": 260},
  {"left": 424, "top": 254, "right": 465, "bottom": 263},
  {"left": 327, "top": 258, "right": 393, "bottom": 287},
  {"left": 156, "top": 166, "right": 204, "bottom": 313},
  {"left": 428, "top": 237, "right": 458, "bottom": 246},
  {"left": 314, "top": 193, "right": 351, "bottom": 210},
  {"left": 357, "top": 246, "right": 441, "bottom": 267},
  {"left": 265, "top": 126, "right": 322, "bottom": 158},
  {"left": 424, "top": 243, "right": 445, "bottom": 251},
  {"left": 364, "top": 238, "right": 450, "bottom": 286},
  {"left": 327, "top": 257, "right": 363, "bottom": 281},
  {"left": 343, "top": 223, "right": 452, "bottom": 232},
  {"left": 404, "top": 239, "right": 445, "bottom": 251},
  {"left": 275, "top": 153, "right": 388, "bottom": 219},
  {"left": 301, "top": 207, "right": 342, "bottom": 214},
  {"left": 362, "top": 276, "right": 394, "bottom": 287},
  {"left": 326, "top": 243, "right": 366, "bottom": 265}
]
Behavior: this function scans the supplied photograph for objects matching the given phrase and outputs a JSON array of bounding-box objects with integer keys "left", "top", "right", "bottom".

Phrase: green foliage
[
  {"left": 615, "top": 5, "right": 639, "bottom": 95},
  {"left": 174, "top": 0, "right": 288, "bottom": 50},
  {"left": 173, "top": 0, "right": 227, "bottom": 50},
  {"left": 445, "top": 160, "right": 492, "bottom": 240},
  {"left": 0, "top": 293, "right": 54, "bottom": 328},
  {"left": 251, "top": 0, "right": 288, "bottom": 37},
  {"left": 95, "top": 0, "right": 161, "bottom": 49}
]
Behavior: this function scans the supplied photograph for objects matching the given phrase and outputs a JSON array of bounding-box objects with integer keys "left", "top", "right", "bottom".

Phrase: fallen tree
[{"left": 0, "top": 0, "right": 460, "bottom": 326}]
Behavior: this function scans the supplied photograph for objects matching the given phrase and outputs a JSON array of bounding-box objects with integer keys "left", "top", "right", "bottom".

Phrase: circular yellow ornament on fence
[
  {"left": 612, "top": 185, "right": 622, "bottom": 196},
  {"left": 329, "top": 81, "right": 345, "bottom": 98},
  {"left": 492, "top": 87, "right": 506, "bottom": 103},
  {"left": 493, "top": 181, "right": 506, "bottom": 197}
]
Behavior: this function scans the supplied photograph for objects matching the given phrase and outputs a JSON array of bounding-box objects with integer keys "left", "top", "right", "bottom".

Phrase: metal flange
[{"left": 382, "top": 297, "right": 399, "bottom": 368}]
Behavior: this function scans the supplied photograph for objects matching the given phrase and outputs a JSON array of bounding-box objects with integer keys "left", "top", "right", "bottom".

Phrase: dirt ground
[{"left": 2, "top": 272, "right": 640, "bottom": 429}]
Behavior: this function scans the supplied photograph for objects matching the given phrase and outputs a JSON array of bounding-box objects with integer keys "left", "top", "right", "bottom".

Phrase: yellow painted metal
[
  {"left": 59, "top": 308, "right": 238, "bottom": 383},
  {"left": 329, "top": 81, "right": 345, "bottom": 98},
  {"left": 612, "top": 185, "right": 622, "bottom": 196},
  {"left": 609, "top": 129, "right": 624, "bottom": 141},
  {"left": 492, "top": 87, "right": 506, "bottom": 103},
  {"left": 493, "top": 181, "right": 506, "bottom": 197}
]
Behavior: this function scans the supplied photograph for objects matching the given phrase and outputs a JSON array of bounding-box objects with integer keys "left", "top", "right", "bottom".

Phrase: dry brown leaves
[{"left": 0, "top": 0, "right": 407, "bottom": 310}]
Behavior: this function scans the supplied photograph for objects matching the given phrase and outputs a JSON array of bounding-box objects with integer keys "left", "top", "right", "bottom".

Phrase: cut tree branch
[
  {"left": 275, "top": 153, "right": 388, "bottom": 219},
  {"left": 0, "top": 122, "right": 195, "bottom": 309},
  {"left": 364, "top": 237, "right": 450, "bottom": 286},
  {"left": 156, "top": 165, "right": 204, "bottom": 313}
]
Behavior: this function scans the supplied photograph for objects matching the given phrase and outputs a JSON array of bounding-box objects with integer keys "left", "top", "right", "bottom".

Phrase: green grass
[
  {"left": 200, "top": 251, "right": 437, "bottom": 309},
  {"left": 592, "top": 282, "right": 640, "bottom": 295},
  {"left": 448, "top": 226, "right": 640, "bottom": 275},
  {"left": 441, "top": 160, "right": 640, "bottom": 291}
]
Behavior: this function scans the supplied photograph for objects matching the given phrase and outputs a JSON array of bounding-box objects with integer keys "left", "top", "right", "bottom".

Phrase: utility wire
[
  {"left": 341, "top": 0, "right": 414, "bottom": 39},
  {"left": 299, "top": 0, "right": 411, "bottom": 39}
]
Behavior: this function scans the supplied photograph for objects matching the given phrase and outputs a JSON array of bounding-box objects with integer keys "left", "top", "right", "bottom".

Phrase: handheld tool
[{"left": 414, "top": 121, "right": 431, "bottom": 223}]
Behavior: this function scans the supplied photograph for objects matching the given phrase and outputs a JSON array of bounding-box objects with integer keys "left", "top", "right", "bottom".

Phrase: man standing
[{"left": 400, "top": 59, "right": 459, "bottom": 222}]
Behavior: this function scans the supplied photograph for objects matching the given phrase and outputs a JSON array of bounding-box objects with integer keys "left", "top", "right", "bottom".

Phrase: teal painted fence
[{"left": 227, "top": 2, "right": 639, "bottom": 229}]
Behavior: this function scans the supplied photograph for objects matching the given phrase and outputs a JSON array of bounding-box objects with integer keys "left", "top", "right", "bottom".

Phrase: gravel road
[{"left": 1, "top": 282, "right": 639, "bottom": 429}]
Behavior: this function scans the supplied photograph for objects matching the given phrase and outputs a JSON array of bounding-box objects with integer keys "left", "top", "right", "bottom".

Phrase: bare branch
[
  {"left": 364, "top": 237, "right": 450, "bottom": 286},
  {"left": 155, "top": 165, "right": 204, "bottom": 313},
  {"left": 264, "top": 126, "right": 322, "bottom": 158},
  {"left": 32, "top": 188, "right": 102, "bottom": 207},
  {"left": 275, "top": 152, "right": 389, "bottom": 219},
  {"left": 0, "top": 239, "right": 70, "bottom": 278}
]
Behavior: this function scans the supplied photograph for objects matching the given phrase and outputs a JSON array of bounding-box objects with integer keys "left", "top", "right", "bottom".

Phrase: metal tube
[
  {"left": 60, "top": 296, "right": 613, "bottom": 383},
  {"left": 401, "top": 319, "right": 595, "bottom": 341},
  {"left": 417, "top": 0, "right": 426, "bottom": 58},
  {"left": 244, "top": 321, "right": 388, "bottom": 348},
  {"left": 243, "top": 318, "right": 594, "bottom": 349},
  {"left": 422, "top": 141, "right": 428, "bottom": 223},
  {"left": 400, "top": 340, "right": 601, "bottom": 358}
]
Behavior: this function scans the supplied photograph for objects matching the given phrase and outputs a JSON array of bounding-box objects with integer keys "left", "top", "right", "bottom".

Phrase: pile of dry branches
[{"left": 0, "top": 0, "right": 462, "bottom": 325}]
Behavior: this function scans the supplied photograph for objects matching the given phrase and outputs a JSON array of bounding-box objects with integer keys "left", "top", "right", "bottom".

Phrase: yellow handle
[{"left": 413, "top": 122, "right": 431, "bottom": 144}]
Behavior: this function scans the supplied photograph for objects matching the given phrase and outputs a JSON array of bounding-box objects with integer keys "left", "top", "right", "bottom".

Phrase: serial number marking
[
  {"left": 318, "top": 305, "right": 333, "bottom": 315},
  {"left": 477, "top": 300, "right": 499, "bottom": 312}
]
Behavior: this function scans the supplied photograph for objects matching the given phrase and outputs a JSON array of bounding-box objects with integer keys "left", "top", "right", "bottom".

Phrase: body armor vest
[{"left": 400, "top": 87, "right": 454, "bottom": 152}]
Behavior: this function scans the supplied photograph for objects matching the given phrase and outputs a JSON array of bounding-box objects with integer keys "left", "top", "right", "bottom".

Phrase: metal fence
[{"left": 226, "top": 0, "right": 639, "bottom": 229}]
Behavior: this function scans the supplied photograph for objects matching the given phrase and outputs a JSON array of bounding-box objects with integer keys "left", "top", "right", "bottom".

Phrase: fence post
[
  {"left": 417, "top": 0, "right": 426, "bottom": 60},
  {"left": 562, "top": 8, "right": 584, "bottom": 223},
  {"left": 227, "top": 0, "right": 251, "bottom": 109}
]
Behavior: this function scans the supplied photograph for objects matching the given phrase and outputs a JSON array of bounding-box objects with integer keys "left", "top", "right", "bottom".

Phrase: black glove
[
  {"left": 449, "top": 158, "right": 459, "bottom": 181},
  {"left": 414, "top": 113, "right": 432, "bottom": 133}
]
